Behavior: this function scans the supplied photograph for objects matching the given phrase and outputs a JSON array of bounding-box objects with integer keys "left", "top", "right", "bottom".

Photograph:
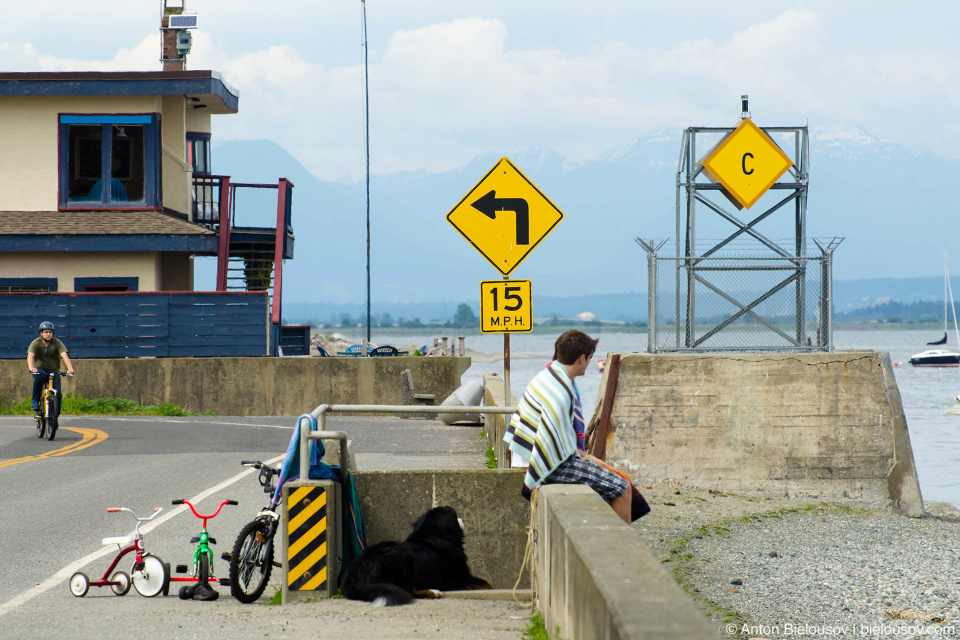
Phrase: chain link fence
[{"left": 639, "top": 242, "right": 839, "bottom": 352}]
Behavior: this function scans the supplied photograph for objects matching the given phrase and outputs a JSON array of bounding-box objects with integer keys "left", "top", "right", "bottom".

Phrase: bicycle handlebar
[
  {"left": 107, "top": 506, "right": 163, "bottom": 521},
  {"left": 172, "top": 498, "right": 237, "bottom": 520}
]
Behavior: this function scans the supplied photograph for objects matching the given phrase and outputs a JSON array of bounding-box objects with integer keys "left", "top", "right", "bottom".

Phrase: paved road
[{"left": 0, "top": 414, "right": 529, "bottom": 639}]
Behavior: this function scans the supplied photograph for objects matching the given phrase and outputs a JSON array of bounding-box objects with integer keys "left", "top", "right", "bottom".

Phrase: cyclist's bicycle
[
  {"left": 224, "top": 460, "right": 283, "bottom": 603},
  {"left": 69, "top": 507, "right": 170, "bottom": 598},
  {"left": 171, "top": 498, "right": 236, "bottom": 601},
  {"left": 35, "top": 371, "right": 71, "bottom": 441}
]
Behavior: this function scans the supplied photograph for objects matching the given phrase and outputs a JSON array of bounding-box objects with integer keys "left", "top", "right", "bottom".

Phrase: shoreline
[{"left": 635, "top": 482, "right": 960, "bottom": 639}]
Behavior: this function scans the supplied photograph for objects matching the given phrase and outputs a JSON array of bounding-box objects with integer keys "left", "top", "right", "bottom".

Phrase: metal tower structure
[{"left": 645, "top": 97, "right": 840, "bottom": 352}]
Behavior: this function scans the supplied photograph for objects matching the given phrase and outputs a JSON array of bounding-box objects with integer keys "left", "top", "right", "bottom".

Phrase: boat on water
[
  {"left": 910, "top": 348, "right": 960, "bottom": 367},
  {"left": 910, "top": 254, "right": 960, "bottom": 367}
]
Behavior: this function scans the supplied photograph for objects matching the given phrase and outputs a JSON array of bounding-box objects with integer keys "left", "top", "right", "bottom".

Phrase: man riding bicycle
[{"left": 27, "top": 321, "right": 73, "bottom": 413}]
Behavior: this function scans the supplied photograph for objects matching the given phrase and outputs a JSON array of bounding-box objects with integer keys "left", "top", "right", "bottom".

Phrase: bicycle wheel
[
  {"left": 132, "top": 554, "right": 169, "bottom": 597},
  {"left": 198, "top": 551, "right": 210, "bottom": 585},
  {"left": 36, "top": 412, "right": 45, "bottom": 439},
  {"left": 69, "top": 572, "right": 89, "bottom": 597},
  {"left": 110, "top": 570, "right": 131, "bottom": 596},
  {"left": 46, "top": 394, "right": 60, "bottom": 441},
  {"left": 229, "top": 519, "right": 274, "bottom": 603}
]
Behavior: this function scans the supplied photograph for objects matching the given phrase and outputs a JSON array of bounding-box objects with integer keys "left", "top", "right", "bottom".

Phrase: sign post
[
  {"left": 480, "top": 277, "right": 533, "bottom": 404},
  {"left": 446, "top": 157, "right": 564, "bottom": 405}
]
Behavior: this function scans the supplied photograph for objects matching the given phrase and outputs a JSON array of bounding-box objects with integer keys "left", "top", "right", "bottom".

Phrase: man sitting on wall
[
  {"left": 27, "top": 321, "right": 73, "bottom": 413},
  {"left": 503, "top": 330, "right": 633, "bottom": 523}
]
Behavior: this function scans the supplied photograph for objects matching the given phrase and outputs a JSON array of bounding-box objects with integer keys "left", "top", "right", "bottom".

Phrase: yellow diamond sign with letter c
[
  {"left": 446, "top": 157, "right": 564, "bottom": 276},
  {"left": 700, "top": 118, "right": 793, "bottom": 210}
]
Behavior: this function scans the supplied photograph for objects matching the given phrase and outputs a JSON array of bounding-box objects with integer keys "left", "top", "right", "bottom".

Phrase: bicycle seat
[{"left": 102, "top": 535, "right": 134, "bottom": 547}]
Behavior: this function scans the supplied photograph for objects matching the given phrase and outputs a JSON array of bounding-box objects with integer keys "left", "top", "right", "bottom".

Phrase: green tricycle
[{"left": 170, "top": 498, "right": 236, "bottom": 601}]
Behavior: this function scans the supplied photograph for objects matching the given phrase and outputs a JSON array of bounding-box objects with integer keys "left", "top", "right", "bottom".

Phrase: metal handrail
[{"left": 299, "top": 404, "right": 518, "bottom": 480}]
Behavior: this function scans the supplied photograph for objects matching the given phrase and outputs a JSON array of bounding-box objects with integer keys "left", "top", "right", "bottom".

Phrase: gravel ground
[{"left": 633, "top": 482, "right": 960, "bottom": 640}]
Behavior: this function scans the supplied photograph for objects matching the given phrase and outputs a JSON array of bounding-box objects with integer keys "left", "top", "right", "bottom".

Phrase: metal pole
[
  {"left": 648, "top": 241, "right": 657, "bottom": 353},
  {"left": 503, "top": 276, "right": 511, "bottom": 403},
  {"left": 636, "top": 238, "right": 667, "bottom": 354},
  {"left": 676, "top": 129, "right": 687, "bottom": 350},
  {"left": 684, "top": 130, "right": 696, "bottom": 347},
  {"left": 362, "top": 0, "right": 371, "bottom": 344},
  {"left": 814, "top": 237, "right": 842, "bottom": 352}
]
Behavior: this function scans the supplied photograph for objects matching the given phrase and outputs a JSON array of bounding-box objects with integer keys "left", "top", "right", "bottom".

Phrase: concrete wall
[
  {"left": 482, "top": 373, "right": 515, "bottom": 468},
  {"left": 0, "top": 356, "right": 471, "bottom": 416},
  {"left": 592, "top": 351, "right": 923, "bottom": 516},
  {"left": 535, "top": 485, "right": 716, "bottom": 640},
  {"left": 353, "top": 469, "right": 530, "bottom": 590}
]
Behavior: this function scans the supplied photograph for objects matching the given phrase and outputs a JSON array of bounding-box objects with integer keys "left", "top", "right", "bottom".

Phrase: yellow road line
[{"left": 0, "top": 426, "right": 109, "bottom": 469}]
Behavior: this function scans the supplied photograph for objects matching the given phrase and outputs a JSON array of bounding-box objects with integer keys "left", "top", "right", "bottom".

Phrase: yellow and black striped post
[{"left": 281, "top": 480, "right": 340, "bottom": 603}]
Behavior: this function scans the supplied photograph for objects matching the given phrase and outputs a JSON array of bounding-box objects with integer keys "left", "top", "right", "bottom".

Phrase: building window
[
  {"left": 186, "top": 132, "right": 212, "bottom": 175},
  {"left": 0, "top": 278, "right": 57, "bottom": 292},
  {"left": 59, "top": 115, "right": 160, "bottom": 209},
  {"left": 74, "top": 277, "right": 139, "bottom": 292}
]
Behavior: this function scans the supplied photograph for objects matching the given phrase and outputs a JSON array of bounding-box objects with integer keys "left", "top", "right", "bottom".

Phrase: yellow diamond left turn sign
[{"left": 446, "top": 157, "right": 564, "bottom": 276}]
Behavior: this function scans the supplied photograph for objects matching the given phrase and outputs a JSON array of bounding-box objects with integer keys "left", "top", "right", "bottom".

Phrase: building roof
[
  {"left": 0, "top": 210, "right": 219, "bottom": 253},
  {"left": 0, "top": 71, "right": 238, "bottom": 114}
]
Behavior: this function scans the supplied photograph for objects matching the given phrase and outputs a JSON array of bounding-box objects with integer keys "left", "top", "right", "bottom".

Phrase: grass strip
[{"left": 0, "top": 392, "right": 199, "bottom": 416}]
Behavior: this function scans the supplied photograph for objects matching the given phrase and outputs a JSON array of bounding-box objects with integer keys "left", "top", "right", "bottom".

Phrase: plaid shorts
[{"left": 541, "top": 455, "right": 629, "bottom": 502}]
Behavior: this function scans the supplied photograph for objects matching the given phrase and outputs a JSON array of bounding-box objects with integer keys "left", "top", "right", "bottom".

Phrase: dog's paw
[{"left": 426, "top": 589, "right": 442, "bottom": 599}]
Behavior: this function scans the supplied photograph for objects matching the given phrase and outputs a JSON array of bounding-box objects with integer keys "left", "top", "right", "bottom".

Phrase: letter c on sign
[{"left": 742, "top": 152, "right": 754, "bottom": 175}]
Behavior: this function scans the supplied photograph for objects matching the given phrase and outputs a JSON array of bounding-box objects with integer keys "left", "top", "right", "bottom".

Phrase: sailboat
[{"left": 909, "top": 253, "right": 960, "bottom": 367}]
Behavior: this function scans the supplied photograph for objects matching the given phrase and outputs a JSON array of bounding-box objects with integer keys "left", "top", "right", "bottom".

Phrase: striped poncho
[{"left": 504, "top": 360, "right": 582, "bottom": 490}]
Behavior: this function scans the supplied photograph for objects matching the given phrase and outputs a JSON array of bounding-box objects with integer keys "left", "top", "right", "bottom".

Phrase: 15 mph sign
[{"left": 479, "top": 280, "right": 532, "bottom": 333}]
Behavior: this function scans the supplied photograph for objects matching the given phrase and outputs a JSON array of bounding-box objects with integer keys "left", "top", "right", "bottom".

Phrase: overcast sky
[{"left": 3, "top": 1, "right": 958, "bottom": 181}]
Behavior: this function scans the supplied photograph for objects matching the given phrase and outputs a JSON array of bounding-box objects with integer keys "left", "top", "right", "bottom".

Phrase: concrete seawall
[
  {"left": 0, "top": 356, "right": 470, "bottom": 416},
  {"left": 588, "top": 350, "right": 924, "bottom": 516},
  {"left": 536, "top": 485, "right": 716, "bottom": 640}
]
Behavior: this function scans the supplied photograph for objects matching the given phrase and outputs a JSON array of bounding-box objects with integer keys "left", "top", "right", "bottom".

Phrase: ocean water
[{"left": 370, "top": 329, "right": 960, "bottom": 506}]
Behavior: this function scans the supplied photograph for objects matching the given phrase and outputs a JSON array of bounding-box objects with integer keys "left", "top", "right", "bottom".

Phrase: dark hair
[{"left": 553, "top": 330, "right": 598, "bottom": 365}]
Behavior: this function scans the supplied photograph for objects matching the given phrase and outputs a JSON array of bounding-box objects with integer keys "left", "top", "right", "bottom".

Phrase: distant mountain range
[{"left": 206, "top": 129, "right": 960, "bottom": 322}]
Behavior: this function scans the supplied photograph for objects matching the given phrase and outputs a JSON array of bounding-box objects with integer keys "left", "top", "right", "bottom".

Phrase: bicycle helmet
[{"left": 38, "top": 321, "right": 55, "bottom": 334}]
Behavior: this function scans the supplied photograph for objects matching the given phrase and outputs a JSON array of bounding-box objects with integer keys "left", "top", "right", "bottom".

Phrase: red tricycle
[{"left": 69, "top": 507, "right": 170, "bottom": 597}]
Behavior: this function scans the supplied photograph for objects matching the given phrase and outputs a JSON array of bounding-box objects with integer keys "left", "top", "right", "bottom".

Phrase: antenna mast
[{"left": 362, "top": 0, "right": 371, "bottom": 344}]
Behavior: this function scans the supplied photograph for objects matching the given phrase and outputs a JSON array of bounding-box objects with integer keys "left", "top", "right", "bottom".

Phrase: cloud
[
  {"left": 0, "top": 35, "right": 159, "bottom": 72},
  {"left": 5, "top": 7, "right": 960, "bottom": 181}
]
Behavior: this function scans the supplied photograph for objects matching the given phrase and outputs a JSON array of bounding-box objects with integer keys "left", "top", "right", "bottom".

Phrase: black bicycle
[{"left": 223, "top": 461, "right": 282, "bottom": 603}]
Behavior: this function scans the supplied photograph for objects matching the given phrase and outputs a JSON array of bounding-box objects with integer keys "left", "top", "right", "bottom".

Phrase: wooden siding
[
  {"left": 279, "top": 325, "right": 310, "bottom": 356},
  {"left": 0, "top": 291, "right": 268, "bottom": 358}
]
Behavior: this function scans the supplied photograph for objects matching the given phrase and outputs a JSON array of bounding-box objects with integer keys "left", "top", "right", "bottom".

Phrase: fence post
[
  {"left": 635, "top": 239, "right": 668, "bottom": 354},
  {"left": 814, "top": 238, "right": 843, "bottom": 352}
]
